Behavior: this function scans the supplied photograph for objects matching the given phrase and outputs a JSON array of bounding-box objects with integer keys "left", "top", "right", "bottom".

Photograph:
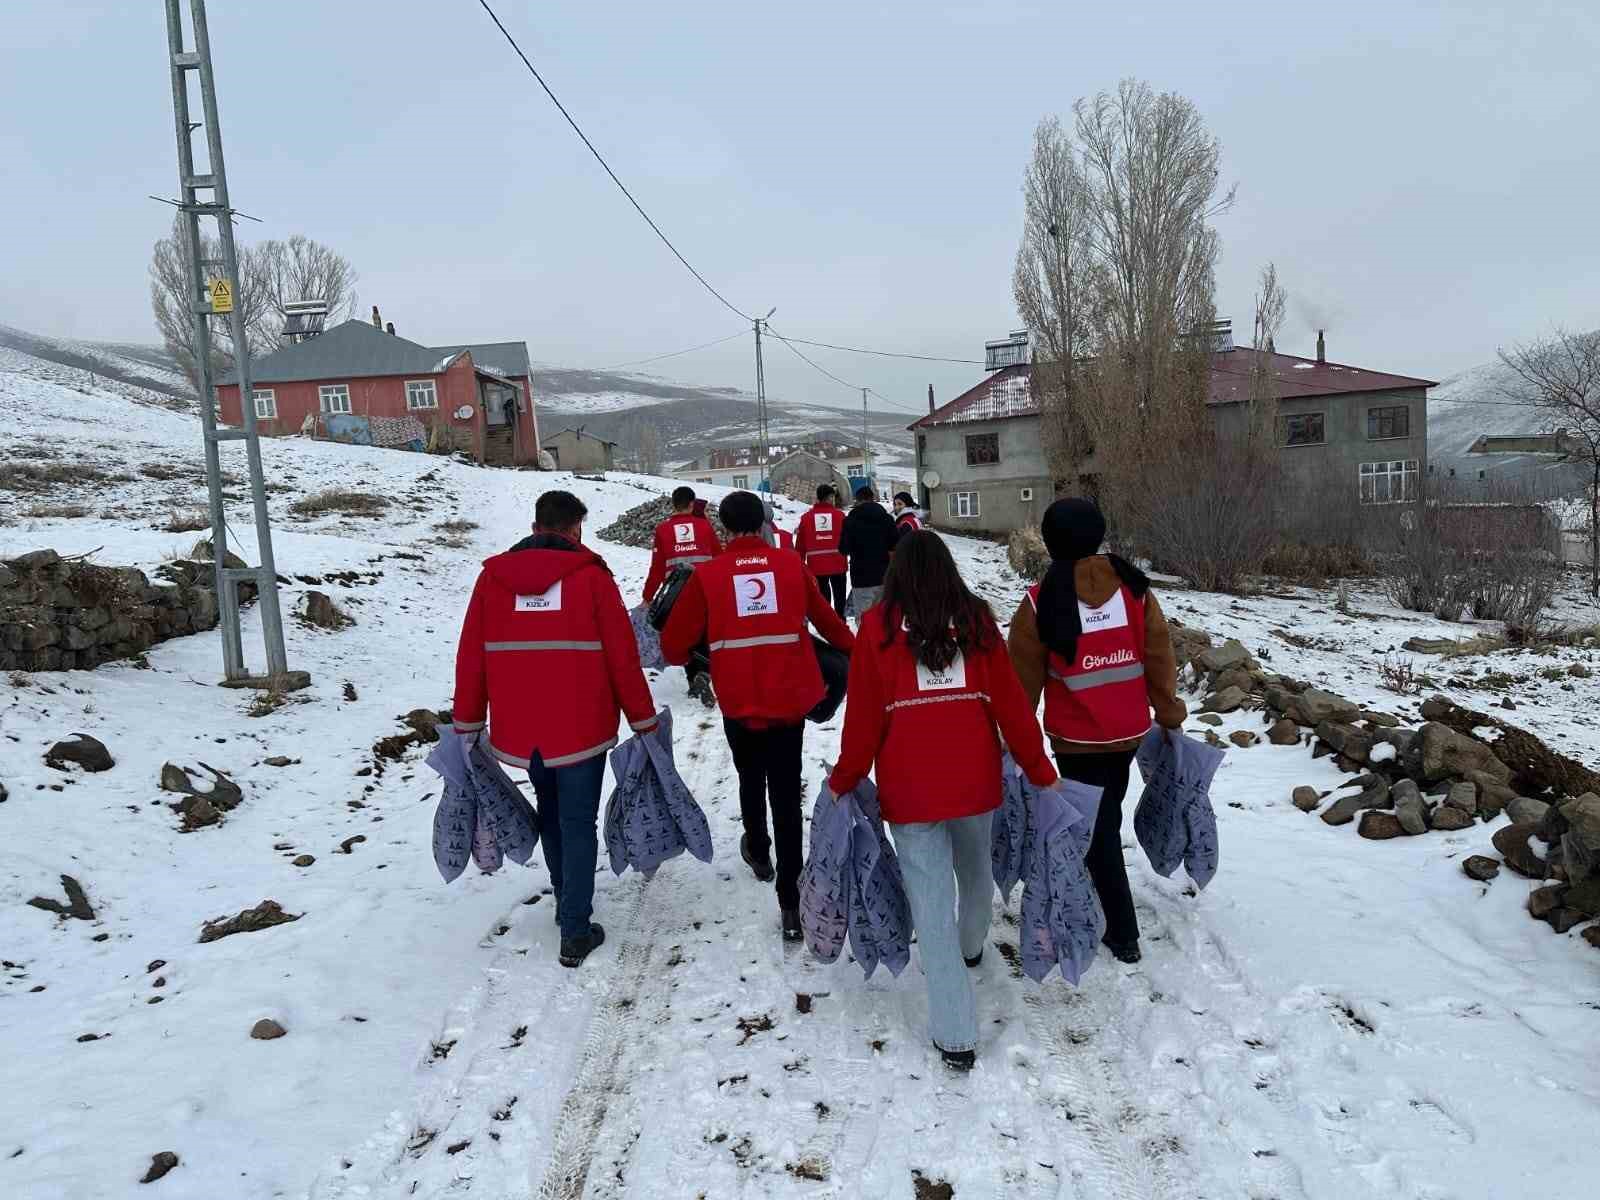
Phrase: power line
[
  {"left": 473, "top": 0, "right": 751, "bottom": 323},
  {"left": 765, "top": 326, "right": 927, "bottom": 415},
  {"left": 770, "top": 333, "right": 983, "bottom": 365},
  {"left": 590, "top": 329, "right": 747, "bottom": 371}
]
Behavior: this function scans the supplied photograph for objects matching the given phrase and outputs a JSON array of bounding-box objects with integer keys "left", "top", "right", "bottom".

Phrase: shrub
[
  {"left": 164, "top": 509, "right": 209, "bottom": 533},
  {"left": 1006, "top": 527, "right": 1050, "bottom": 580},
  {"left": 290, "top": 489, "right": 390, "bottom": 517}
]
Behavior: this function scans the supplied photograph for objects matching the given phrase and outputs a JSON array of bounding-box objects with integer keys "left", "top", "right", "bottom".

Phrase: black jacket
[{"left": 839, "top": 501, "right": 896, "bottom": 587}]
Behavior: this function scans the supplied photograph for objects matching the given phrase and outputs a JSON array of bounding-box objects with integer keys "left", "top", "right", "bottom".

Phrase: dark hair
[
  {"left": 816, "top": 484, "right": 835, "bottom": 503},
  {"left": 854, "top": 486, "right": 874, "bottom": 502},
  {"left": 893, "top": 491, "right": 914, "bottom": 507},
  {"left": 719, "top": 490, "right": 765, "bottom": 534},
  {"left": 535, "top": 490, "right": 588, "bottom": 532},
  {"left": 671, "top": 485, "right": 696, "bottom": 509},
  {"left": 880, "top": 530, "right": 997, "bottom": 671}
]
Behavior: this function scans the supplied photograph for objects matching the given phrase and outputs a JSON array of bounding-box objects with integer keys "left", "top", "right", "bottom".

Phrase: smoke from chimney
[
  {"left": 1316, "top": 329, "right": 1326, "bottom": 364},
  {"left": 371, "top": 305, "right": 382, "bottom": 329}
]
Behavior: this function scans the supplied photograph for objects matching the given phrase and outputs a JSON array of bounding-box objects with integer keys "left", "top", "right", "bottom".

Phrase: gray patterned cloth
[
  {"left": 425, "top": 726, "right": 540, "bottom": 882},
  {"left": 797, "top": 778, "right": 912, "bottom": 979},
  {"left": 992, "top": 752, "right": 1030, "bottom": 903},
  {"left": 1133, "top": 726, "right": 1224, "bottom": 890},
  {"left": 1017, "top": 774, "right": 1105, "bottom": 984},
  {"left": 629, "top": 602, "right": 665, "bottom": 671},
  {"left": 602, "top": 709, "right": 714, "bottom": 879}
]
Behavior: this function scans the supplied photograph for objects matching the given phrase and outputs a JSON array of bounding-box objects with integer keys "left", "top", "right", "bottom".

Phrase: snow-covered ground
[{"left": 3, "top": 360, "right": 1599, "bottom": 1200}]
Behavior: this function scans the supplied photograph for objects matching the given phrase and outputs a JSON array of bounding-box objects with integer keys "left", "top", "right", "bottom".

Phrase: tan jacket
[{"left": 1007, "top": 556, "right": 1187, "bottom": 755}]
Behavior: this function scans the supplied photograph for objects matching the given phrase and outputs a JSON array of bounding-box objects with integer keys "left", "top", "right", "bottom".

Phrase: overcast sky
[{"left": 3, "top": 1, "right": 1596, "bottom": 415}]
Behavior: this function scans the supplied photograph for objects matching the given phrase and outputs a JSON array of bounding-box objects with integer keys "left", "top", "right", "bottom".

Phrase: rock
[
  {"left": 1268, "top": 718, "right": 1300, "bottom": 746},
  {"left": 198, "top": 899, "right": 301, "bottom": 944},
  {"left": 1570, "top": 662, "right": 1592, "bottom": 679},
  {"left": 1548, "top": 908, "right": 1584, "bottom": 933},
  {"left": 1200, "top": 686, "right": 1247, "bottom": 714},
  {"left": 1462, "top": 855, "right": 1500, "bottom": 881},
  {"left": 26, "top": 873, "right": 95, "bottom": 921},
  {"left": 44, "top": 734, "right": 114, "bottom": 773},
  {"left": 140, "top": 1151, "right": 180, "bottom": 1184},
  {"left": 1528, "top": 884, "right": 1568, "bottom": 919},
  {"left": 1197, "top": 640, "right": 1253, "bottom": 674},
  {"left": 1228, "top": 730, "right": 1259, "bottom": 748},
  {"left": 1444, "top": 781, "right": 1478, "bottom": 815},
  {"left": 1392, "top": 780, "right": 1428, "bottom": 835},
  {"left": 1322, "top": 776, "right": 1391, "bottom": 826},
  {"left": 1212, "top": 667, "right": 1255, "bottom": 695},
  {"left": 1559, "top": 793, "right": 1600, "bottom": 850},
  {"left": 1203, "top": 730, "right": 1225, "bottom": 749},
  {"left": 1506, "top": 796, "right": 1551, "bottom": 827},
  {"left": 1195, "top": 713, "right": 1223, "bottom": 727},
  {"left": 1293, "top": 688, "right": 1360, "bottom": 727},
  {"left": 250, "top": 1018, "right": 287, "bottom": 1040},
  {"left": 1430, "top": 805, "right": 1474, "bottom": 831},
  {"left": 1468, "top": 771, "right": 1517, "bottom": 818},
  {"left": 264, "top": 756, "right": 293, "bottom": 767},
  {"left": 1292, "top": 786, "right": 1321, "bottom": 812},
  {"left": 1583, "top": 925, "right": 1600, "bottom": 949},
  {"left": 1421, "top": 695, "right": 1600, "bottom": 797},
  {"left": 291, "top": 854, "right": 315, "bottom": 867},
  {"left": 1362, "top": 711, "right": 1402, "bottom": 729},
  {"left": 337, "top": 834, "right": 367, "bottom": 854},
  {"left": 1168, "top": 623, "right": 1214, "bottom": 670},
  {"left": 302, "top": 590, "right": 353, "bottom": 630},
  {"left": 1419, "top": 723, "right": 1510, "bottom": 784},
  {"left": 1490, "top": 823, "right": 1547, "bottom": 880},
  {"left": 159, "top": 763, "right": 192, "bottom": 793},
  {"left": 1560, "top": 832, "right": 1595, "bottom": 884},
  {"left": 1316, "top": 721, "right": 1375, "bottom": 766},
  {"left": 1358, "top": 811, "right": 1406, "bottom": 840},
  {"left": 176, "top": 795, "right": 221, "bottom": 830},
  {"left": 1565, "top": 876, "right": 1600, "bottom": 918}
]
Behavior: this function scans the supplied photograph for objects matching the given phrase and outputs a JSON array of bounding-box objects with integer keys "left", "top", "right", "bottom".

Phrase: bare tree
[
  {"left": 1248, "top": 262, "right": 1287, "bottom": 426},
  {"left": 637, "top": 422, "right": 663, "bottom": 475},
  {"left": 1499, "top": 328, "right": 1600, "bottom": 595},
  {"left": 149, "top": 218, "right": 275, "bottom": 388},
  {"left": 257, "top": 234, "right": 359, "bottom": 330},
  {"left": 1012, "top": 115, "right": 1093, "bottom": 483}
]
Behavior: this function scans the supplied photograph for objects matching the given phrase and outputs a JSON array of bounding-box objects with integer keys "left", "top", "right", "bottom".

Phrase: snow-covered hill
[
  {"left": 0, "top": 323, "right": 193, "bottom": 408},
  {"left": 3, "top": 361, "right": 1599, "bottom": 1199}
]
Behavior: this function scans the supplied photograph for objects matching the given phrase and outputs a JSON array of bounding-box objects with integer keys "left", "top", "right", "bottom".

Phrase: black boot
[
  {"left": 781, "top": 907, "right": 802, "bottom": 942},
  {"left": 938, "top": 1044, "right": 975, "bottom": 1071},
  {"left": 740, "top": 833, "right": 775, "bottom": 883},
  {"left": 964, "top": 948, "right": 983, "bottom": 969},
  {"left": 1101, "top": 935, "right": 1141, "bottom": 964},
  {"left": 559, "top": 922, "right": 606, "bottom": 968}
]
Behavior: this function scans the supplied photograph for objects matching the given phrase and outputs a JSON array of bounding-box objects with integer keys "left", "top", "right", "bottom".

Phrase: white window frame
[
  {"left": 405, "top": 380, "right": 438, "bottom": 411},
  {"left": 1359, "top": 459, "right": 1418, "bottom": 505},
  {"left": 251, "top": 388, "right": 276, "bottom": 419},
  {"left": 732, "top": 474, "right": 749, "bottom": 489},
  {"left": 1019, "top": 487, "right": 1034, "bottom": 502},
  {"left": 319, "top": 384, "right": 351, "bottom": 414},
  {"left": 948, "top": 491, "right": 980, "bottom": 519}
]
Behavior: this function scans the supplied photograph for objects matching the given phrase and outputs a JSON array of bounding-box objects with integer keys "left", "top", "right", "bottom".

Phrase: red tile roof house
[
  {"left": 909, "top": 326, "right": 1435, "bottom": 534},
  {"left": 216, "top": 318, "right": 541, "bottom": 466}
]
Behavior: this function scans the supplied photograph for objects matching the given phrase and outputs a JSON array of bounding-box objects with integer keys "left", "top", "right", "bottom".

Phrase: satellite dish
[
  {"left": 921, "top": 469, "right": 941, "bottom": 489},
  {"left": 454, "top": 405, "right": 474, "bottom": 420}
]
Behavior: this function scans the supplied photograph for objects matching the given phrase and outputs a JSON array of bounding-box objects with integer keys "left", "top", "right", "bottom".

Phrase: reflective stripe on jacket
[
  {"left": 1026, "top": 581, "right": 1153, "bottom": 746},
  {"left": 795, "top": 504, "right": 847, "bottom": 577}
]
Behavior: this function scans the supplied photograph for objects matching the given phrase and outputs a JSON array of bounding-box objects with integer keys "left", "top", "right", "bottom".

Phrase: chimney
[
  {"left": 371, "top": 305, "right": 382, "bottom": 329},
  {"left": 385, "top": 322, "right": 395, "bottom": 335},
  {"left": 927, "top": 384, "right": 935, "bottom": 414},
  {"left": 1316, "top": 329, "right": 1326, "bottom": 364}
]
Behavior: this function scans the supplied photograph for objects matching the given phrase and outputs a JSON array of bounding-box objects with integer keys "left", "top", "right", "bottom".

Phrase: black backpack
[
  {"left": 647, "top": 564, "right": 695, "bottom": 631},
  {"left": 807, "top": 636, "right": 849, "bottom": 724}
]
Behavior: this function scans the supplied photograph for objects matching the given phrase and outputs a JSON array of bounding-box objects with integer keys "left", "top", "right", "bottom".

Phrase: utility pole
[
  {"left": 861, "top": 387, "right": 872, "bottom": 497},
  {"left": 162, "top": 0, "right": 303, "bottom": 691},
  {"left": 753, "top": 308, "right": 775, "bottom": 494}
]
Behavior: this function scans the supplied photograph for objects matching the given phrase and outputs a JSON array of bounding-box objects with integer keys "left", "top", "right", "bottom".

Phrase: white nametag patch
[
  {"left": 814, "top": 511, "right": 834, "bottom": 533},
  {"left": 515, "top": 580, "right": 563, "bottom": 612},
  {"left": 916, "top": 651, "right": 967, "bottom": 692},
  {"left": 1078, "top": 589, "right": 1128, "bottom": 634},
  {"left": 734, "top": 571, "right": 778, "bottom": 617},
  {"left": 673, "top": 522, "right": 695, "bottom": 545}
]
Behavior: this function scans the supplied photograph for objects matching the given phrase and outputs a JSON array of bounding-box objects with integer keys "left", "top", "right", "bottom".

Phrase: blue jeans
[
  {"left": 888, "top": 810, "right": 995, "bottom": 1054},
  {"left": 528, "top": 752, "right": 608, "bottom": 941}
]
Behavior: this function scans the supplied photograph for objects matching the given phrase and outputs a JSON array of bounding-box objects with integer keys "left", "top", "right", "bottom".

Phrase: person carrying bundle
[
  {"left": 794, "top": 484, "right": 849, "bottom": 615},
  {"left": 828, "top": 529, "right": 1058, "bottom": 1070},
  {"left": 643, "top": 485, "right": 721, "bottom": 704}
]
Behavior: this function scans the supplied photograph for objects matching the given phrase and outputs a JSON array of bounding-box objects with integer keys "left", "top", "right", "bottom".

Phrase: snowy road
[{"left": 3, "top": 358, "right": 1599, "bottom": 1198}]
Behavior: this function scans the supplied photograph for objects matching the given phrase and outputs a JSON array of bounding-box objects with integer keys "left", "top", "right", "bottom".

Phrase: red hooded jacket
[
  {"left": 642, "top": 512, "right": 721, "bottom": 601},
  {"left": 454, "top": 540, "right": 657, "bottom": 769},
  {"left": 794, "top": 503, "right": 847, "bottom": 577},
  {"left": 828, "top": 604, "right": 1057, "bottom": 824},
  {"left": 660, "top": 535, "right": 854, "bottom": 725}
]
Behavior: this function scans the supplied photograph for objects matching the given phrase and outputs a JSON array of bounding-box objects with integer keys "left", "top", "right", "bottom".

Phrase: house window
[
  {"left": 1019, "top": 487, "right": 1034, "bottom": 501},
  {"left": 948, "top": 491, "right": 980, "bottom": 519},
  {"left": 732, "top": 475, "right": 749, "bottom": 489},
  {"left": 1282, "top": 412, "right": 1326, "bottom": 446},
  {"left": 1367, "top": 405, "right": 1410, "bottom": 440},
  {"left": 251, "top": 388, "right": 276, "bottom": 419},
  {"left": 319, "top": 384, "right": 351, "bottom": 414},
  {"left": 965, "top": 433, "right": 1000, "bottom": 466},
  {"left": 1359, "top": 460, "right": 1419, "bottom": 505},
  {"left": 405, "top": 380, "right": 438, "bottom": 410}
]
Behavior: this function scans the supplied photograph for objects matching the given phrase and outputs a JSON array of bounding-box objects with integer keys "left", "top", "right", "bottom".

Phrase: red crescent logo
[{"left": 745, "top": 578, "right": 768, "bottom": 600}]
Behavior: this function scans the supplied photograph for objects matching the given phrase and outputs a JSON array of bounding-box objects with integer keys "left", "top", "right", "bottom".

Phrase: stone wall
[{"left": 0, "top": 549, "right": 233, "bottom": 672}]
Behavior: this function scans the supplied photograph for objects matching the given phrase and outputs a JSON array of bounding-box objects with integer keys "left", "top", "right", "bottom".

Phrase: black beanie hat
[
  {"left": 1041, "top": 498, "right": 1106, "bottom": 562},
  {"left": 719, "top": 489, "right": 765, "bottom": 534}
]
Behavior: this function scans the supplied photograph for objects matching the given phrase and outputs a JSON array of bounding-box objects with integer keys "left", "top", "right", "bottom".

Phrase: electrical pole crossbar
[{"left": 162, "top": 0, "right": 304, "bottom": 691}]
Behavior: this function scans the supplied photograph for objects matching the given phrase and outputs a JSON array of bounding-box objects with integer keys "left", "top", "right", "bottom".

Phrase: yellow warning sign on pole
[{"left": 208, "top": 277, "right": 234, "bottom": 314}]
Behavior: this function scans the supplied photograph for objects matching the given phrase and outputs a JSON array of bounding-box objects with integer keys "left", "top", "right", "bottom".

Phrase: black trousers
[
  {"left": 723, "top": 718, "right": 805, "bottom": 910},
  {"left": 817, "top": 572, "right": 848, "bottom": 618},
  {"left": 1054, "top": 748, "right": 1140, "bottom": 947}
]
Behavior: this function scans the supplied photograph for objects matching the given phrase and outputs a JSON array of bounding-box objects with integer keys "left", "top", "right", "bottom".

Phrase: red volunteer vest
[
  {"left": 699, "top": 540, "right": 823, "bottom": 721},
  {"left": 798, "top": 505, "right": 846, "bottom": 575},
  {"left": 656, "top": 515, "right": 717, "bottom": 571},
  {"left": 1026, "top": 582, "right": 1151, "bottom": 744},
  {"left": 896, "top": 512, "right": 923, "bottom": 533}
]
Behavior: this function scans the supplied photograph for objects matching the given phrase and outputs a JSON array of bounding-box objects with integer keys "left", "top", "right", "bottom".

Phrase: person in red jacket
[
  {"left": 661, "top": 490, "right": 855, "bottom": 941},
  {"left": 643, "top": 486, "right": 721, "bottom": 602},
  {"left": 761, "top": 499, "right": 795, "bottom": 551},
  {"left": 891, "top": 491, "right": 924, "bottom": 549},
  {"left": 794, "top": 484, "right": 849, "bottom": 617},
  {"left": 454, "top": 490, "right": 659, "bottom": 969},
  {"left": 829, "top": 529, "right": 1057, "bottom": 1070}
]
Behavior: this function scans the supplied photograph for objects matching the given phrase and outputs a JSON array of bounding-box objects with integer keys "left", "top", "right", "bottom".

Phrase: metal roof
[{"left": 228, "top": 320, "right": 532, "bottom": 385}]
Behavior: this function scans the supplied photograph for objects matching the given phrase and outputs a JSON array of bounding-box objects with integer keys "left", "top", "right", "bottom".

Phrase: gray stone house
[
  {"left": 911, "top": 329, "right": 1434, "bottom": 534},
  {"left": 542, "top": 427, "right": 617, "bottom": 472}
]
